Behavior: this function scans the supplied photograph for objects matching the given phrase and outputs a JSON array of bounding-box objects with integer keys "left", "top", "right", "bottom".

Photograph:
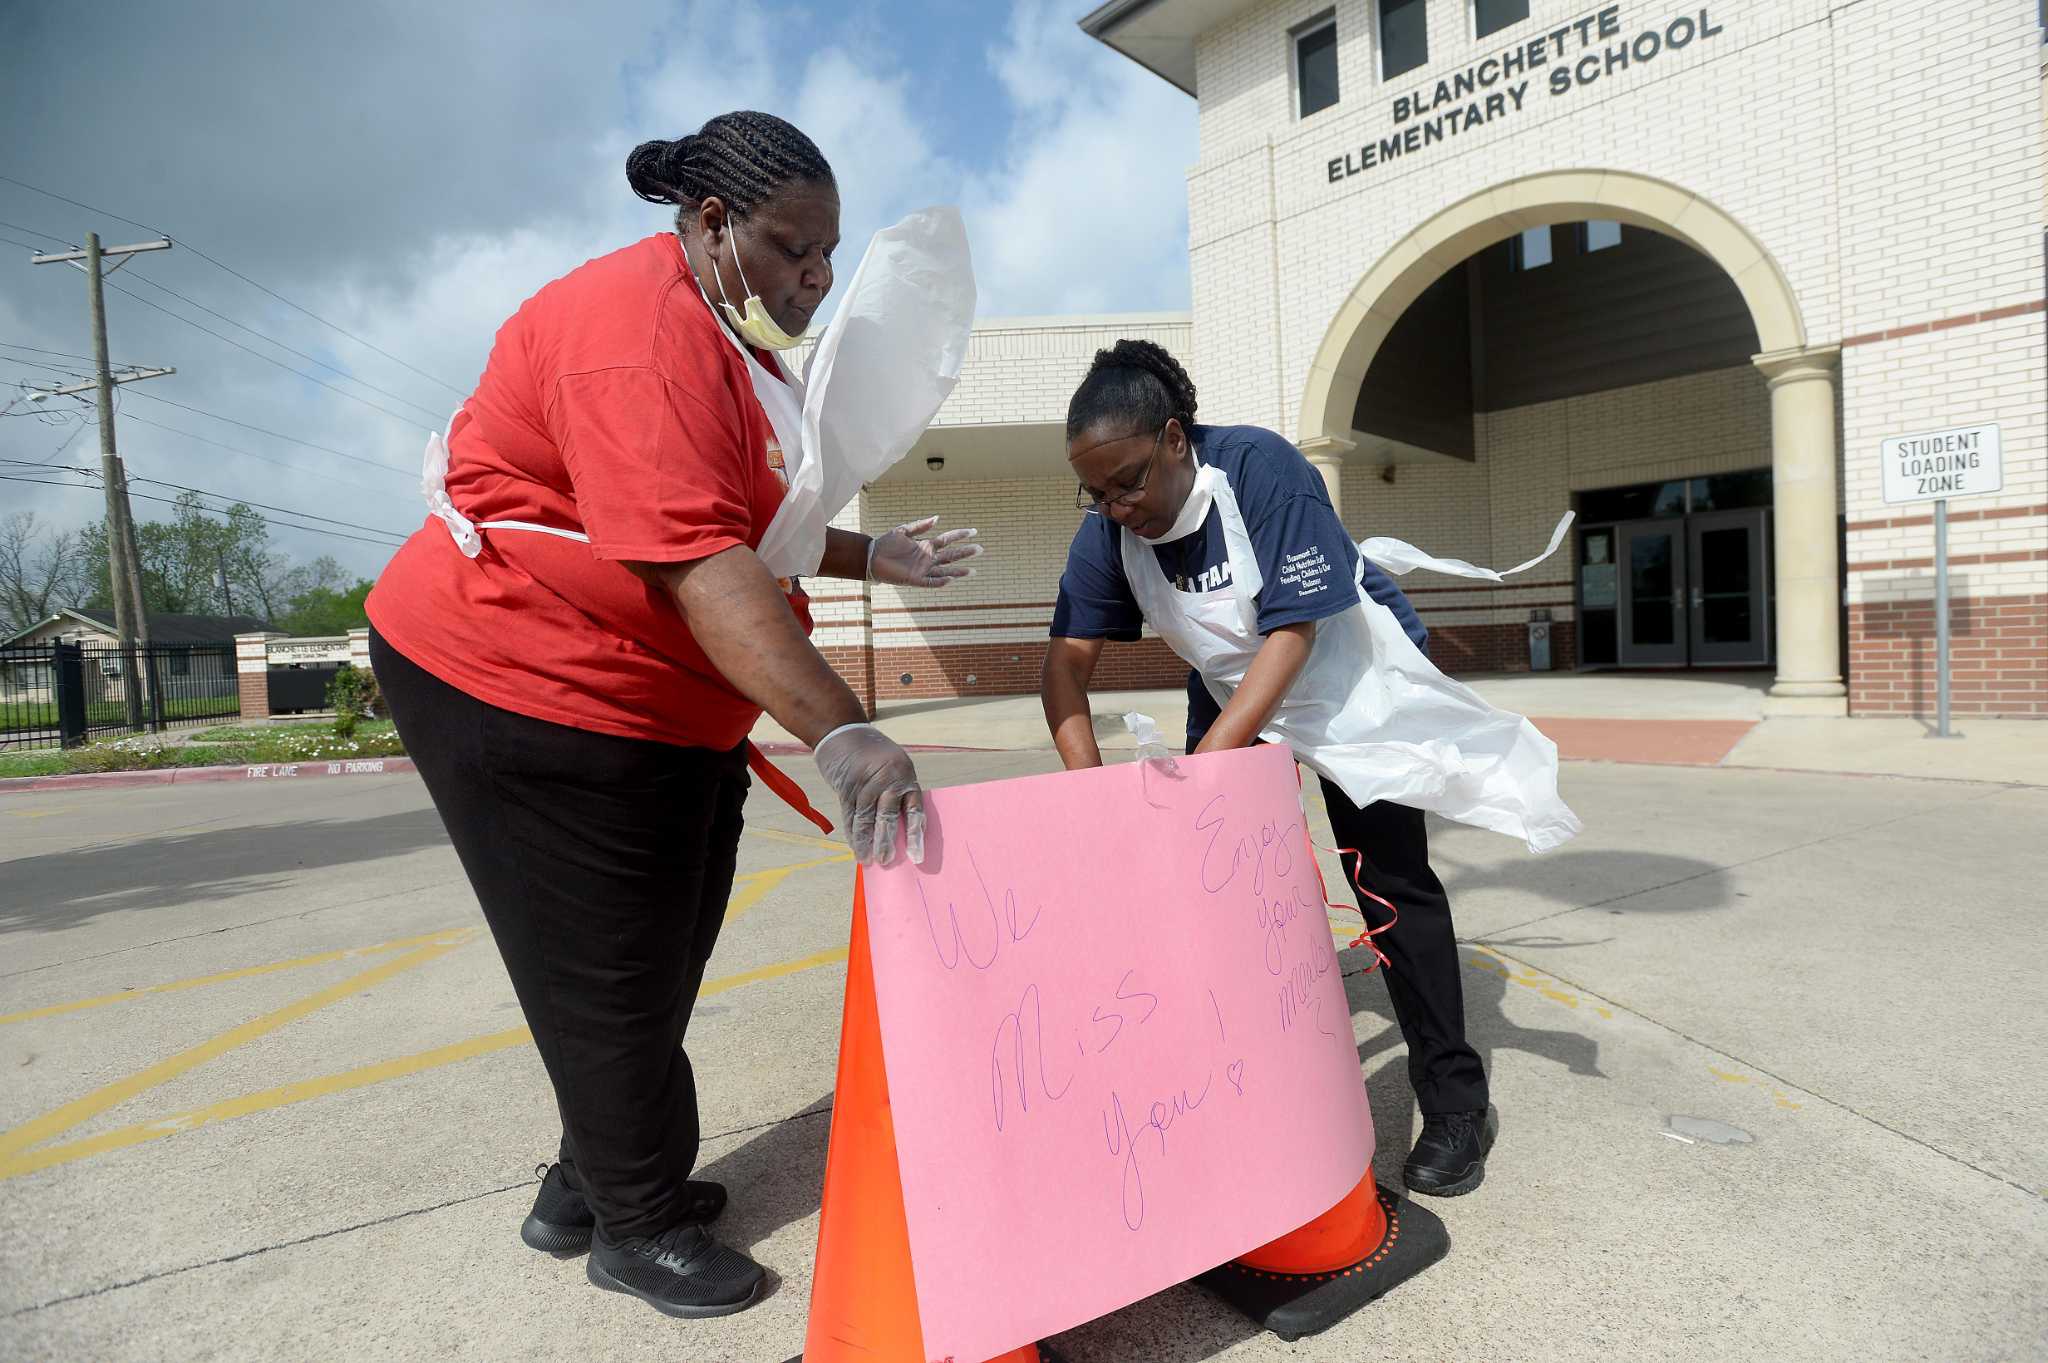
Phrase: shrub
[{"left": 328, "top": 665, "right": 373, "bottom": 739}]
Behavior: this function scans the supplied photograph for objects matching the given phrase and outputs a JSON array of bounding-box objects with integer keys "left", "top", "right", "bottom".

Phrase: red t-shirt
[{"left": 367, "top": 233, "right": 811, "bottom": 750}]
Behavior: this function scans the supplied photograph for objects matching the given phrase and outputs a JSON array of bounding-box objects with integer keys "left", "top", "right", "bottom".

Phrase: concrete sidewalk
[{"left": 755, "top": 673, "right": 2047, "bottom": 786}]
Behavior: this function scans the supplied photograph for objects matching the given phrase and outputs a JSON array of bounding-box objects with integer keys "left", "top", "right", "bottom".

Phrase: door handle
[{"left": 1689, "top": 587, "right": 1702, "bottom": 609}]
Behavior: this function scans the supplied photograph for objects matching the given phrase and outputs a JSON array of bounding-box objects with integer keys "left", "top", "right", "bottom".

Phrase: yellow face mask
[{"left": 706, "top": 222, "right": 805, "bottom": 351}]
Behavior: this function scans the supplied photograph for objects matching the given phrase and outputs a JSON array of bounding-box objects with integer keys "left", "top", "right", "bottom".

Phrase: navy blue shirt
[{"left": 1050, "top": 423, "right": 1427, "bottom": 650}]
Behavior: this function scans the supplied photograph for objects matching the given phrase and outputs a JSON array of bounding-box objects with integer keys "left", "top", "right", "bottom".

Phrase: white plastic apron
[{"left": 1120, "top": 465, "right": 1582, "bottom": 853}]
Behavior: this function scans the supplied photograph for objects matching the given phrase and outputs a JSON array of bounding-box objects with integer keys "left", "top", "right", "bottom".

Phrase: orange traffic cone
[
  {"left": 1196, "top": 1159, "right": 1448, "bottom": 1341},
  {"left": 791, "top": 871, "right": 1057, "bottom": 1363}
]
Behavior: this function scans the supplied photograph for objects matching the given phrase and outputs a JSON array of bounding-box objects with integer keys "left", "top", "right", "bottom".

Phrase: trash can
[{"left": 1527, "top": 609, "right": 1553, "bottom": 672}]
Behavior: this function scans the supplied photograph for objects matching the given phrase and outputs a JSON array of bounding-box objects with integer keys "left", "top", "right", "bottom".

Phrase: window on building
[
  {"left": 1512, "top": 225, "right": 1553, "bottom": 270},
  {"left": 1474, "top": 0, "right": 1530, "bottom": 39},
  {"left": 1379, "top": 0, "right": 1428, "bottom": 79},
  {"left": 169, "top": 651, "right": 192, "bottom": 677},
  {"left": 1583, "top": 220, "right": 1623, "bottom": 252},
  {"left": 1294, "top": 13, "right": 1340, "bottom": 118}
]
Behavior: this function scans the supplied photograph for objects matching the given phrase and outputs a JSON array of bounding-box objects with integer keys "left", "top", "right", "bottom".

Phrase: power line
[
  {"left": 100, "top": 276, "right": 436, "bottom": 430},
  {"left": 25, "top": 418, "right": 88, "bottom": 467},
  {"left": 0, "top": 455, "right": 410, "bottom": 538},
  {"left": 0, "top": 353, "right": 94, "bottom": 379},
  {"left": 117, "top": 411, "right": 411, "bottom": 495},
  {"left": 0, "top": 340, "right": 108, "bottom": 364},
  {"left": 0, "top": 232, "right": 49, "bottom": 254},
  {"left": 0, "top": 472, "right": 410, "bottom": 549},
  {"left": 0, "top": 218, "right": 72, "bottom": 246},
  {"left": 115, "top": 387, "right": 415, "bottom": 477},
  {"left": 116, "top": 270, "right": 448, "bottom": 423},
  {"left": 0, "top": 172, "right": 466, "bottom": 397},
  {"left": 127, "top": 475, "right": 410, "bottom": 540}
]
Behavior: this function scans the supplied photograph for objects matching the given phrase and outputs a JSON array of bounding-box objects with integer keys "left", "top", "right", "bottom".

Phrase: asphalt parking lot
[{"left": 3, "top": 754, "right": 2045, "bottom": 1362}]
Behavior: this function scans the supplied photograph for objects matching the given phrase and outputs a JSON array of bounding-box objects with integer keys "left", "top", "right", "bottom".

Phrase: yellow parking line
[
  {"left": 0, "top": 928, "right": 476, "bottom": 1027},
  {"left": 746, "top": 826, "right": 846, "bottom": 853},
  {"left": 6, "top": 849, "right": 848, "bottom": 1029},
  {"left": 0, "top": 931, "right": 477, "bottom": 1161},
  {"left": 0, "top": 942, "right": 850, "bottom": 1181}
]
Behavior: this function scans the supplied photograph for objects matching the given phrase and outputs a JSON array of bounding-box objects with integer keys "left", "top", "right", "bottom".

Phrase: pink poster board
[{"left": 863, "top": 745, "right": 1374, "bottom": 1363}]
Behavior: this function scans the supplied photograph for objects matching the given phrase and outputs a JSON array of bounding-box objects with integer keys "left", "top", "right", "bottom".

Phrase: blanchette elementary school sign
[{"left": 1326, "top": 6, "right": 1726, "bottom": 184}]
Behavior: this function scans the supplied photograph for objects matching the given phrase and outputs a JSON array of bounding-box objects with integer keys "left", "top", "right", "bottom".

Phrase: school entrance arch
[{"left": 1299, "top": 170, "right": 1844, "bottom": 713}]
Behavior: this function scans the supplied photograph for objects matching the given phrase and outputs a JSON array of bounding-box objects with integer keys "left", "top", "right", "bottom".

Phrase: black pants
[
  {"left": 1186, "top": 671, "right": 1486, "bottom": 1116},
  {"left": 372, "top": 629, "right": 750, "bottom": 1239}
]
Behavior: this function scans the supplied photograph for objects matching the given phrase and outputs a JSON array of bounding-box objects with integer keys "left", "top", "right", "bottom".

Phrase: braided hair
[
  {"left": 1065, "top": 339, "right": 1199, "bottom": 441},
  {"left": 626, "top": 111, "right": 835, "bottom": 224}
]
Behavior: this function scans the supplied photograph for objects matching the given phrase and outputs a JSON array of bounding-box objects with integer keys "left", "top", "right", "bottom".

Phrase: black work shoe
[
  {"left": 519, "top": 1164, "right": 728, "bottom": 1255},
  {"left": 585, "top": 1223, "right": 767, "bottom": 1318},
  {"left": 521, "top": 1163, "right": 597, "bottom": 1254},
  {"left": 1403, "top": 1108, "right": 1496, "bottom": 1197}
]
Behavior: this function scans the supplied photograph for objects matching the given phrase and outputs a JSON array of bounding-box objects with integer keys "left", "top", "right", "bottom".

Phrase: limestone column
[
  {"left": 1298, "top": 435, "right": 1356, "bottom": 520},
  {"left": 1751, "top": 344, "right": 1846, "bottom": 715}
]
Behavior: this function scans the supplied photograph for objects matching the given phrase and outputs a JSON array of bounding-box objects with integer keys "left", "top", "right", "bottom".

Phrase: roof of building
[
  {"left": 1079, "top": 0, "right": 1252, "bottom": 95},
  {"left": 2, "top": 608, "right": 269, "bottom": 648}
]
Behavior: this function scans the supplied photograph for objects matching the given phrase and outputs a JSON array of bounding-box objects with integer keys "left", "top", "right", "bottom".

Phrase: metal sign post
[
  {"left": 1934, "top": 499, "right": 1952, "bottom": 738},
  {"left": 1878, "top": 423, "right": 2002, "bottom": 740}
]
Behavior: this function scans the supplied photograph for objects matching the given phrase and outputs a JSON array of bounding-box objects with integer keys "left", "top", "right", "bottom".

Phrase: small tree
[{"left": 327, "top": 664, "right": 375, "bottom": 738}]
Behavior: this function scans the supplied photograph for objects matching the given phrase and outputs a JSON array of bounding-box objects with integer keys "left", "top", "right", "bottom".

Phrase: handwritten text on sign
[{"left": 864, "top": 745, "right": 1373, "bottom": 1363}]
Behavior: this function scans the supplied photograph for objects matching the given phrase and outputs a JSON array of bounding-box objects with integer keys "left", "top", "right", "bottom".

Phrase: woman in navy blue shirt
[{"left": 1040, "top": 339, "right": 1495, "bottom": 1197}]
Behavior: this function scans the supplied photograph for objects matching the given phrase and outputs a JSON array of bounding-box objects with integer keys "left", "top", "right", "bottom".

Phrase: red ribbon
[
  {"left": 1296, "top": 767, "right": 1398, "bottom": 972},
  {"left": 745, "top": 741, "right": 835, "bottom": 836}
]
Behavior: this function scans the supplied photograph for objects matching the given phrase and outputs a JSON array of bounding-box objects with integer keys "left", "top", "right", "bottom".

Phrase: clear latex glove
[
  {"left": 811, "top": 722, "right": 926, "bottom": 865},
  {"left": 866, "top": 515, "right": 983, "bottom": 588}
]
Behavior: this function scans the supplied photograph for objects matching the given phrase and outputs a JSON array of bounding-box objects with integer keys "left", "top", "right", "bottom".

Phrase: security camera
[{"left": 926, "top": 455, "right": 945, "bottom": 472}]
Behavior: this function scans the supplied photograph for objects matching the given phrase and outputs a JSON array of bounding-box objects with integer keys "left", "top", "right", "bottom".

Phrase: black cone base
[
  {"left": 1193, "top": 1182, "right": 1449, "bottom": 1342},
  {"left": 790, "top": 1341, "right": 1064, "bottom": 1362}
]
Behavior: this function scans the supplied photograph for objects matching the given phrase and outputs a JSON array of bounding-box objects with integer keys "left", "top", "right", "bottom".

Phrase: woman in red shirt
[{"left": 366, "top": 111, "right": 974, "bottom": 1320}]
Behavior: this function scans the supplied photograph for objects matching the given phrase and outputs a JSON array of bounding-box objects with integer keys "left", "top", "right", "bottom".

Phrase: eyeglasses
[{"left": 1075, "top": 426, "right": 1168, "bottom": 512}]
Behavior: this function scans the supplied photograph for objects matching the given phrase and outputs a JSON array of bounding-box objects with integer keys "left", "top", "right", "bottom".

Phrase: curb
[
  {"left": 0, "top": 756, "right": 417, "bottom": 794},
  {"left": 0, "top": 744, "right": 990, "bottom": 795}
]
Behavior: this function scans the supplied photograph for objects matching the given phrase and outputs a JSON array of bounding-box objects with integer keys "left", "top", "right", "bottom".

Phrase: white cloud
[
  {"left": 959, "top": 1, "right": 1199, "bottom": 316},
  {"left": 0, "top": 2, "right": 1199, "bottom": 582}
]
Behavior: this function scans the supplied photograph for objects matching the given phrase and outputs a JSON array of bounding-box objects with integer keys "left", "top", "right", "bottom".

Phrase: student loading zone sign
[{"left": 1880, "top": 424, "right": 2003, "bottom": 506}]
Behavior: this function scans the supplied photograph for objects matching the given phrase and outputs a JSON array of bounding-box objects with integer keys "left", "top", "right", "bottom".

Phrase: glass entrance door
[
  {"left": 1617, "top": 520, "right": 1687, "bottom": 666},
  {"left": 1688, "top": 508, "right": 1771, "bottom": 665}
]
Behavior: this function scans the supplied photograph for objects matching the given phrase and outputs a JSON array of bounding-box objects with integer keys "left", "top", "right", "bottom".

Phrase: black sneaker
[
  {"left": 520, "top": 1163, "right": 597, "bottom": 1254},
  {"left": 519, "top": 1164, "right": 728, "bottom": 1255},
  {"left": 1402, "top": 1108, "right": 1496, "bottom": 1197},
  {"left": 585, "top": 1223, "right": 767, "bottom": 1318}
]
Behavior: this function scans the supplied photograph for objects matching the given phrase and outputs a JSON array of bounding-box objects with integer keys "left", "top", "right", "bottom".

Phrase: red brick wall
[
  {"left": 1848, "top": 593, "right": 2048, "bottom": 717},
  {"left": 237, "top": 672, "right": 269, "bottom": 720},
  {"left": 1426, "top": 620, "right": 1579, "bottom": 675},
  {"left": 869, "top": 638, "right": 1187, "bottom": 703},
  {"left": 816, "top": 644, "right": 877, "bottom": 717},
  {"left": 844, "top": 623, "right": 1580, "bottom": 706}
]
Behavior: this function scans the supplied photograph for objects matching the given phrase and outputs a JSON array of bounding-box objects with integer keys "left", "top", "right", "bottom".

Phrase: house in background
[{"left": 0, "top": 609, "right": 266, "bottom": 701}]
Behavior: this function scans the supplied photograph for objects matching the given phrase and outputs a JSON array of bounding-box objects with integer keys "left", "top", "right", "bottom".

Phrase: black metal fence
[{"left": 0, "top": 641, "right": 240, "bottom": 749}]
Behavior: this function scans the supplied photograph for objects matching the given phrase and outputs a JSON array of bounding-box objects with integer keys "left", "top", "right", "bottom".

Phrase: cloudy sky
[{"left": 0, "top": 0, "right": 1197, "bottom": 582}]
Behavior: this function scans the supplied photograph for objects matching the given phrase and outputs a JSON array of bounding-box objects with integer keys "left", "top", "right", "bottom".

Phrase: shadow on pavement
[
  {"left": 0, "top": 808, "right": 452, "bottom": 936},
  {"left": 695, "top": 1101, "right": 834, "bottom": 1261},
  {"left": 1437, "top": 846, "right": 1737, "bottom": 915}
]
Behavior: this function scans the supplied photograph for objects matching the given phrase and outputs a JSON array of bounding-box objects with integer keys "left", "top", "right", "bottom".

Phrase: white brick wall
[
  {"left": 1184, "top": 0, "right": 2044, "bottom": 616},
  {"left": 810, "top": 4, "right": 2045, "bottom": 697}
]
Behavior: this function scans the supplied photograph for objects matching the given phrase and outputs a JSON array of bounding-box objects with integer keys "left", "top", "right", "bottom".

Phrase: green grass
[
  {"left": 1, "top": 696, "right": 240, "bottom": 734},
  {"left": 184, "top": 719, "right": 395, "bottom": 743},
  {"left": 0, "top": 725, "right": 407, "bottom": 780}
]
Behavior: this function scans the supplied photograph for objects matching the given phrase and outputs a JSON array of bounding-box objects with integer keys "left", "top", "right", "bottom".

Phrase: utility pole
[{"left": 31, "top": 232, "right": 173, "bottom": 730}]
